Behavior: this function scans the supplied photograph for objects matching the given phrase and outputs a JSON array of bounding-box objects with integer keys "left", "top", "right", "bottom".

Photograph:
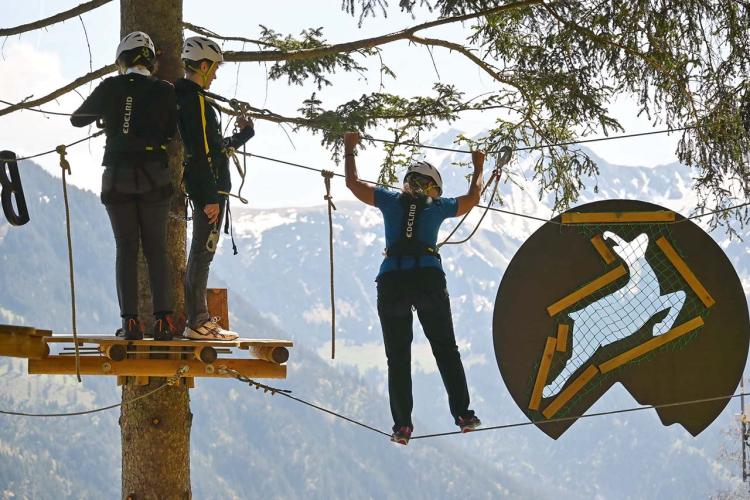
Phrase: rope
[
  {"left": 438, "top": 168, "right": 501, "bottom": 247},
  {"left": 321, "top": 170, "right": 338, "bottom": 359},
  {"left": 239, "top": 151, "right": 750, "bottom": 227},
  {"left": 366, "top": 126, "right": 696, "bottom": 155},
  {"left": 0, "top": 131, "right": 104, "bottom": 163},
  {"left": 220, "top": 363, "right": 750, "bottom": 441},
  {"left": 411, "top": 391, "right": 750, "bottom": 440},
  {"left": 56, "top": 145, "right": 81, "bottom": 383},
  {"left": 217, "top": 366, "right": 391, "bottom": 437},
  {"left": 438, "top": 146, "right": 513, "bottom": 248},
  {"left": 0, "top": 367, "right": 188, "bottom": 418}
]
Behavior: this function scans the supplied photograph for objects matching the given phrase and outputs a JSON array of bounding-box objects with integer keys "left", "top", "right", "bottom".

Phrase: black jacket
[
  {"left": 71, "top": 73, "right": 176, "bottom": 167},
  {"left": 174, "top": 78, "right": 254, "bottom": 207}
]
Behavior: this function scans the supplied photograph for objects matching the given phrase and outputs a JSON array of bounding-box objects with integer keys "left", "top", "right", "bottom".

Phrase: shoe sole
[{"left": 390, "top": 437, "right": 409, "bottom": 445}]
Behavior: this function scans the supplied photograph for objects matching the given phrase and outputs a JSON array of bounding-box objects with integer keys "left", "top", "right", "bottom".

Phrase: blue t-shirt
[{"left": 374, "top": 187, "right": 459, "bottom": 277}]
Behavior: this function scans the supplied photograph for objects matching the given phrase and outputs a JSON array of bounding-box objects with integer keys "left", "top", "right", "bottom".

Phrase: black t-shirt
[{"left": 71, "top": 73, "right": 177, "bottom": 168}]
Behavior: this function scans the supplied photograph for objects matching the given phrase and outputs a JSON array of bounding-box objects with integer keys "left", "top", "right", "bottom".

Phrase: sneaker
[
  {"left": 153, "top": 314, "right": 176, "bottom": 341},
  {"left": 184, "top": 317, "right": 239, "bottom": 341},
  {"left": 390, "top": 426, "right": 413, "bottom": 446},
  {"left": 116, "top": 317, "right": 143, "bottom": 341},
  {"left": 457, "top": 414, "right": 481, "bottom": 433}
]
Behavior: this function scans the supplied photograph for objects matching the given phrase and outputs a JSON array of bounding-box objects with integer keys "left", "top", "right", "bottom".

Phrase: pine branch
[
  {"left": 0, "top": 64, "right": 116, "bottom": 118},
  {"left": 182, "top": 22, "right": 281, "bottom": 49},
  {"left": 223, "top": 0, "right": 543, "bottom": 62},
  {"left": 406, "top": 34, "right": 514, "bottom": 87},
  {"left": 0, "top": 0, "right": 113, "bottom": 37}
]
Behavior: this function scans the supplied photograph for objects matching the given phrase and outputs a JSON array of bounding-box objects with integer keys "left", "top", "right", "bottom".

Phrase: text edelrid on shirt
[
  {"left": 122, "top": 96, "right": 133, "bottom": 134},
  {"left": 405, "top": 203, "right": 417, "bottom": 238}
]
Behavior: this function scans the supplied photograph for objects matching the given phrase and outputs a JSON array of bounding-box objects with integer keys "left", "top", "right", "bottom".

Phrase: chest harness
[{"left": 385, "top": 193, "right": 441, "bottom": 269}]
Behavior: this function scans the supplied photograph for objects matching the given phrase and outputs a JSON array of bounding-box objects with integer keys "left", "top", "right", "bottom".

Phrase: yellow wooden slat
[
  {"left": 28, "top": 357, "right": 287, "bottom": 379},
  {"left": 547, "top": 265, "right": 627, "bottom": 317},
  {"left": 590, "top": 234, "right": 616, "bottom": 264},
  {"left": 655, "top": 237, "right": 716, "bottom": 308},
  {"left": 561, "top": 211, "right": 676, "bottom": 224},
  {"left": 542, "top": 365, "right": 599, "bottom": 419},
  {"left": 598, "top": 316, "right": 704, "bottom": 374},
  {"left": 556, "top": 324, "right": 570, "bottom": 352},
  {"left": 529, "top": 337, "right": 558, "bottom": 411}
]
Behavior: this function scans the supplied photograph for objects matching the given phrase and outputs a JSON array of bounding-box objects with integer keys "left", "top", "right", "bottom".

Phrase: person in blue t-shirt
[{"left": 343, "top": 131, "right": 486, "bottom": 445}]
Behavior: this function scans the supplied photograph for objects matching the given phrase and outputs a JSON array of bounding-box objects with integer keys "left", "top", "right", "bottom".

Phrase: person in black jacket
[
  {"left": 71, "top": 32, "right": 177, "bottom": 341},
  {"left": 175, "top": 36, "right": 255, "bottom": 340}
]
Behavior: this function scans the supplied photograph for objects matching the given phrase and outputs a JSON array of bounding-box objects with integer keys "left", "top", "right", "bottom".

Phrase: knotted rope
[{"left": 56, "top": 145, "right": 81, "bottom": 382}]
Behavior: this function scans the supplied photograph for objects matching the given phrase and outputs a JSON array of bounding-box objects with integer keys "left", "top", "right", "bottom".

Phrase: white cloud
[{"left": 1, "top": 41, "right": 105, "bottom": 194}]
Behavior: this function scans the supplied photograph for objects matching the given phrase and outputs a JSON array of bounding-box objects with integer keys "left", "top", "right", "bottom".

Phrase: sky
[{"left": 1, "top": 0, "right": 682, "bottom": 208}]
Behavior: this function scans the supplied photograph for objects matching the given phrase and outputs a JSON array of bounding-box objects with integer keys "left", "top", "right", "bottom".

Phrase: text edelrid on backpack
[
  {"left": 405, "top": 203, "right": 417, "bottom": 238},
  {"left": 122, "top": 96, "right": 134, "bottom": 134}
]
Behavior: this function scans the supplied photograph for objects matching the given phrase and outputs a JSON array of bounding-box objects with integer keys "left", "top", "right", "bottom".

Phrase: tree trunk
[{"left": 119, "top": 1, "right": 191, "bottom": 499}]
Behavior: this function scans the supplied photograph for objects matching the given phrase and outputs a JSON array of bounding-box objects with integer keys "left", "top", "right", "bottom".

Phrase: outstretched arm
[
  {"left": 343, "top": 132, "right": 375, "bottom": 206},
  {"left": 455, "top": 150, "right": 486, "bottom": 216}
]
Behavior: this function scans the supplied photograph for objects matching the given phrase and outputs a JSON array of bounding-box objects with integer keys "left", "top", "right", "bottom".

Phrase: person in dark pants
[
  {"left": 175, "top": 36, "right": 254, "bottom": 340},
  {"left": 343, "top": 131, "right": 486, "bottom": 445},
  {"left": 71, "top": 32, "right": 177, "bottom": 341}
]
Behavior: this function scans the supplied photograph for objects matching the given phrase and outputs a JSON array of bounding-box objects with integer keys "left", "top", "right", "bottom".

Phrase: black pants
[
  {"left": 376, "top": 267, "right": 473, "bottom": 430},
  {"left": 104, "top": 193, "right": 172, "bottom": 318},
  {"left": 185, "top": 198, "right": 226, "bottom": 328}
]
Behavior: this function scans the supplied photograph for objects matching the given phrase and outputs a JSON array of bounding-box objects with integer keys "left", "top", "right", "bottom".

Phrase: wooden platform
[{"left": 0, "top": 325, "right": 293, "bottom": 385}]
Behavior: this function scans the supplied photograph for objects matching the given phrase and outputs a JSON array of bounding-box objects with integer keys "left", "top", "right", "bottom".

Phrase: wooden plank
[
  {"left": 547, "top": 265, "right": 628, "bottom": 317},
  {"left": 542, "top": 365, "right": 599, "bottom": 419},
  {"left": 0, "top": 325, "right": 49, "bottom": 337},
  {"left": 556, "top": 324, "right": 570, "bottom": 352},
  {"left": 43, "top": 336, "right": 293, "bottom": 348},
  {"left": 529, "top": 337, "right": 558, "bottom": 411},
  {"left": 28, "top": 356, "right": 287, "bottom": 379},
  {"left": 561, "top": 211, "right": 676, "bottom": 224},
  {"left": 590, "top": 234, "right": 616, "bottom": 264},
  {"left": 186, "top": 378, "right": 195, "bottom": 389},
  {"left": 655, "top": 237, "right": 716, "bottom": 308},
  {"left": 0, "top": 329, "right": 49, "bottom": 359},
  {"left": 598, "top": 316, "right": 705, "bottom": 374},
  {"left": 207, "top": 288, "right": 229, "bottom": 330}
]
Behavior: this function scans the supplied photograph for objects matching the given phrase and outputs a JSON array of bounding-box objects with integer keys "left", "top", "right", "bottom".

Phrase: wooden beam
[
  {"left": 547, "top": 265, "right": 627, "bottom": 317},
  {"left": 249, "top": 346, "right": 290, "bottom": 364},
  {"left": 0, "top": 326, "right": 50, "bottom": 359},
  {"left": 598, "top": 316, "right": 705, "bottom": 374},
  {"left": 28, "top": 357, "right": 287, "bottom": 379},
  {"left": 561, "top": 211, "right": 676, "bottom": 224},
  {"left": 43, "top": 335, "right": 293, "bottom": 348},
  {"left": 529, "top": 337, "right": 558, "bottom": 411},
  {"left": 556, "top": 324, "right": 570, "bottom": 352},
  {"left": 542, "top": 365, "right": 599, "bottom": 419},
  {"left": 655, "top": 237, "right": 716, "bottom": 308},
  {"left": 207, "top": 288, "right": 229, "bottom": 330},
  {"left": 590, "top": 234, "right": 616, "bottom": 264}
]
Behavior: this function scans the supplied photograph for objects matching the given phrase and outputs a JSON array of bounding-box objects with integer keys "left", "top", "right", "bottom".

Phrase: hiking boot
[
  {"left": 390, "top": 426, "right": 413, "bottom": 446},
  {"left": 184, "top": 317, "right": 239, "bottom": 341},
  {"left": 153, "top": 314, "right": 176, "bottom": 341},
  {"left": 117, "top": 317, "right": 143, "bottom": 341},
  {"left": 457, "top": 414, "right": 481, "bottom": 433}
]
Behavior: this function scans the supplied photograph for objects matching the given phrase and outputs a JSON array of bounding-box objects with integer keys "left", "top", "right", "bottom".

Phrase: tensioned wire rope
[{"left": 0, "top": 113, "right": 748, "bottom": 439}]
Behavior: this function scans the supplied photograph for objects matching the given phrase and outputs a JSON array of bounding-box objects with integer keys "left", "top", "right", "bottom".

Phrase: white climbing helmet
[
  {"left": 116, "top": 31, "right": 155, "bottom": 60},
  {"left": 404, "top": 161, "right": 443, "bottom": 195},
  {"left": 182, "top": 36, "right": 224, "bottom": 63}
]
